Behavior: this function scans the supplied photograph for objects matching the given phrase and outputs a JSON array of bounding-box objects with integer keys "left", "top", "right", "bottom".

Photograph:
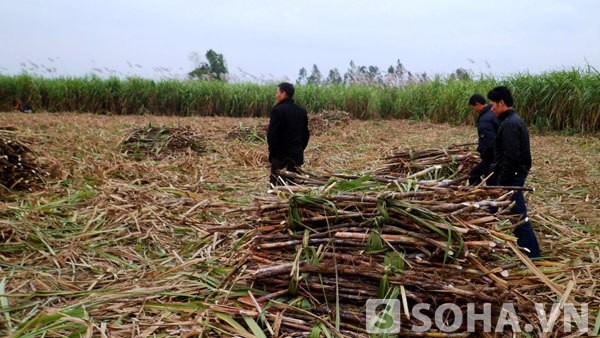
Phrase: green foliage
[
  {"left": 242, "top": 315, "right": 268, "bottom": 338},
  {"left": 287, "top": 195, "right": 338, "bottom": 230},
  {"left": 366, "top": 231, "right": 386, "bottom": 254},
  {"left": 385, "top": 251, "right": 405, "bottom": 274},
  {"left": 328, "top": 175, "right": 381, "bottom": 193},
  {"left": 325, "top": 68, "right": 342, "bottom": 85},
  {"left": 306, "top": 64, "right": 322, "bottom": 85},
  {"left": 189, "top": 49, "right": 228, "bottom": 80},
  {"left": 377, "top": 273, "right": 389, "bottom": 299},
  {"left": 11, "top": 306, "right": 89, "bottom": 338},
  {"left": 1, "top": 68, "right": 599, "bottom": 132}
]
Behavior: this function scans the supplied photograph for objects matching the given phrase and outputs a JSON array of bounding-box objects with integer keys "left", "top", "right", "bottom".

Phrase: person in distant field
[
  {"left": 14, "top": 102, "right": 35, "bottom": 113},
  {"left": 488, "top": 86, "right": 541, "bottom": 258},
  {"left": 267, "top": 82, "right": 310, "bottom": 185},
  {"left": 468, "top": 93, "right": 499, "bottom": 185}
]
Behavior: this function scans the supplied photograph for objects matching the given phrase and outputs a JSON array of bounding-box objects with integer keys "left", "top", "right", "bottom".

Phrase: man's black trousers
[
  {"left": 509, "top": 176, "right": 541, "bottom": 259},
  {"left": 469, "top": 160, "right": 492, "bottom": 185},
  {"left": 270, "top": 157, "right": 299, "bottom": 186}
]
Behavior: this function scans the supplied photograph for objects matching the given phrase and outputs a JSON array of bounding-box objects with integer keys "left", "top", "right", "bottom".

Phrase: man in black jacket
[
  {"left": 267, "top": 82, "right": 310, "bottom": 185},
  {"left": 488, "top": 86, "right": 540, "bottom": 258},
  {"left": 468, "top": 93, "right": 499, "bottom": 185}
]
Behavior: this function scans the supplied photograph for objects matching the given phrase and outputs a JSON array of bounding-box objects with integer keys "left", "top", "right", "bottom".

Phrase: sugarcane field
[
  {"left": 0, "top": 109, "right": 599, "bottom": 337},
  {"left": 3, "top": 2, "right": 600, "bottom": 337}
]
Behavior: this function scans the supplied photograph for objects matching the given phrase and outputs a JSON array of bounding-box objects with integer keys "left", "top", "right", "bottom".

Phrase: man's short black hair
[
  {"left": 468, "top": 94, "right": 486, "bottom": 106},
  {"left": 487, "top": 86, "right": 514, "bottom": 107},
  {"left": 278, "top": 82, "right": 295, "bottom": 99}
]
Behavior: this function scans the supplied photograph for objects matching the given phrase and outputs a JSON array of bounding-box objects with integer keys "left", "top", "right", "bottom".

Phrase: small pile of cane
[
  {"left": 309, "top": 110, "right": 351, "bottom": 136},
  {"left": 371, "top": 143, "right": 480, "bottom": 179},
  {"left": 0, "top": 128, "right": 45, "bottom": 192},
  {"left": 225, "top": 123, "right": 268, "bottom": 142},
  {"left": 120, "top": 124, "right": 206, "bottom": 159}
]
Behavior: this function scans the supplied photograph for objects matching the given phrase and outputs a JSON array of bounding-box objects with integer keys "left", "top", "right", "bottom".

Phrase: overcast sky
[{"left": 1, "top": 0, "right": 599, "bottom": 82}]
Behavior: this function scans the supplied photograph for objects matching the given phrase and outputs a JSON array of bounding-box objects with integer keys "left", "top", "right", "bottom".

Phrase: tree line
[
  {"left": 188, "top": 50, "right": 471, "bottom": 86},
  {"left": 296, "top": 60, "right": 432, "bottom": 86}
]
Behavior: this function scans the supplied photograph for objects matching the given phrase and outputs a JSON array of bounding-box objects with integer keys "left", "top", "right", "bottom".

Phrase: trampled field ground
[{"left": 1, "top": 112, "right": 599, "bottom": 337}]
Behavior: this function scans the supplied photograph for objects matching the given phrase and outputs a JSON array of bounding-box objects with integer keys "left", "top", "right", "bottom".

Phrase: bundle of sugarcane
[
  {"left": 225, "top": 174, "right": 567, "bottom": 335},
  {"left": 371, "top": 143, "right": 480, "bottom": 179},
  {"left": 309, "top": 110, "right": 351, "bottom": 135},
  {"left": 120, "top": 123, "right": 206, "bottom": 159},
  {"left": 225, "top": 123, "right": 268, "bottom": 142},
  {"left": 276, "top": 167, "right": 469, "bottom": 187},
  {"left": 0, "top": 130, "right": 45, "bottom": 191},
  {"left": 273, "top": 169, "right": 532, "bottom": 199}
]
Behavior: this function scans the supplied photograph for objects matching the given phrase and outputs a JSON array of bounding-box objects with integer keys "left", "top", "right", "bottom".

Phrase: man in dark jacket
[
  {"left": 468, "top": 94, "right": 499, "bottom": 185},
  {"left": 488, "top": 86, "right": 540, "bottom": 258},
  {"left": 267, "top": 82, "right": 310, "bottom": 185}
]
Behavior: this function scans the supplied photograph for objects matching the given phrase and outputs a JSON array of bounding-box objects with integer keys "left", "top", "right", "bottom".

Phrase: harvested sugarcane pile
[
  {"left": 120, "top": 123, "right": 206, "bottom": 159},
  {"left": 309, "top": 110, "right": 351, "bottom": 135},
  {"left": 225, "top": 123, "right": 268, "bottom": 142},
  {"left": 225, "top": 174, "right": 575, "bottom": 336},
  {"left": 0, "top": 129, "right": 45, "bottom": 192},
  {"left": 372, "top": 143, "right": 480, "bottom": 179},
  {"left": 274, "top": 167, "right": 475, "bottom": 188}
]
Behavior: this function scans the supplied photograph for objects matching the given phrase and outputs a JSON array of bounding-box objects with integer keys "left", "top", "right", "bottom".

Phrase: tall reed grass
[{"left": 1, "top": 69, "right": 599, "bottom": 132}]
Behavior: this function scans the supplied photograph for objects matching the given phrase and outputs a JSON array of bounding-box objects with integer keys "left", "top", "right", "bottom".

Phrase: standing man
[
  {"left": 488, "top": 86, "right": 541, "bottom": 258},
  {"left": 267, "top": 82, "right": 310, "bottom": 185},
  {"left": 468, "top": 93, "right": 500, "bottom": 185}
]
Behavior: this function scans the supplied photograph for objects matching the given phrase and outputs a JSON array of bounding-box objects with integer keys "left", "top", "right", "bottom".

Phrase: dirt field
[{"left": 1, "top": 112, "right": 599, "bottom": 336}]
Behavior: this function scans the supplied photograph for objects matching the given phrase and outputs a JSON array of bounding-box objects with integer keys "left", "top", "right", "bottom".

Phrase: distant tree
[
  {"left": 384, "top": 59, "right": 408, "bottom": 86},
  {"left": 396, "top": 60, "right": 406, "bottom": 74},
  {"left": 451, "top": 68, "right": 472, "bottom": 81},
  {"left": 326, "top": 68, "right": 342, "bottom": 85},
  {"left": 357, "top": 65, "right": 367, "bottom": 79},
  {"left": 343, "top": 60, "right": 357, "bottom": 84},
  {"left": 297, "top": 67, "right": 307, "bottom": 85},
  {"left": 367, "top": 66, "right": 381, "bottom": 84},
  {"left": 307, "top": 64, "right": 322, "bottom": 84},
  {"left": 189, "top": 49, "right": 228, "bottom": 80},
  {"left": 343, "top": 61, "right": 386, "bottom": 85}
]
